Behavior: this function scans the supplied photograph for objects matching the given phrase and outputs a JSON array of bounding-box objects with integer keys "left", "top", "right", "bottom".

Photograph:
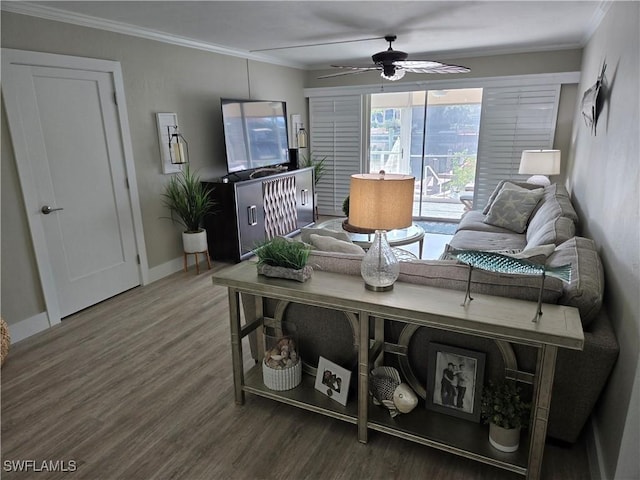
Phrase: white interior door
[{"left": 3, "top": 50, "right": 147, "bottom": 322}]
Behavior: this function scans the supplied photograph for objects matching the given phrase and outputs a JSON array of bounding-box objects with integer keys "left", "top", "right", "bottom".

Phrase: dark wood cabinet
[{"left": 203, "top": 167, "right": 314, "bottom": 262}]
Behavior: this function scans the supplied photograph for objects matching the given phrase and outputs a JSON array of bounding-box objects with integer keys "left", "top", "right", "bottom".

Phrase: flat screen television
[{"left": 221, "top": 98, "right": 289, "bottom": 174}]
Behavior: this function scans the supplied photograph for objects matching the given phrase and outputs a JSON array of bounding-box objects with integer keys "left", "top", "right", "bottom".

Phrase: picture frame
[
  {"left": 314, "top": 356, "right": 351, "bottom": 406},
  {"left": 426, "top": 342, "right": 486, "bottom": 422}
]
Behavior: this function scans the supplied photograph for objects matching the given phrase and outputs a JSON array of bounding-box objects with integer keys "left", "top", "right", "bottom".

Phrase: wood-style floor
[{"left": 1, "top": 262, "right": 591, "bottom": 480}]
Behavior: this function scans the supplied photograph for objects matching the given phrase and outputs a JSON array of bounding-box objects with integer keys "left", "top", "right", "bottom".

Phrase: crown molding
[
  {"left": 582, "top": 1, "right": 613, "bottom": 44},
  {"left": 1, "top": 1, "right": 305, "bottom": 70}
]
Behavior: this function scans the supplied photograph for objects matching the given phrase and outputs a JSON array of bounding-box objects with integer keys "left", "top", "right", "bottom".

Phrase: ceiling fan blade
[
  {"left": 317, "top": 68, "right": 379, "bottom": 79},
  {"left": 397, "top": 60, "right": 470, "bottom": 73},
  {"left": 400, "top": 63, "right": 471, "bottom": 74},
  {"left": 394, "top": 60, "right": 448, "bottom": 69}
]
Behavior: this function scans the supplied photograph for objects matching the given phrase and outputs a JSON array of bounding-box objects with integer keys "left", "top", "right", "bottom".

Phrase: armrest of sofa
[{"left": 547, "top": 310, "right": 619, "bottom": 442}]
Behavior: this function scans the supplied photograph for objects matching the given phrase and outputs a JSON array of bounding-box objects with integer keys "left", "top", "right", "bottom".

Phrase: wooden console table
[{"left": 212, "top": 261, "right": 583, "bottom": 480}]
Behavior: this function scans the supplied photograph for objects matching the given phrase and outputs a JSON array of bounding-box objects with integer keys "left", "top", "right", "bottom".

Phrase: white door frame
[{"left": 2, "top": 48, "right": 149, "bottom": 327}]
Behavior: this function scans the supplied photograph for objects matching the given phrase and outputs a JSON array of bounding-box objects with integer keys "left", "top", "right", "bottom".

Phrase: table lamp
[
  {"left": 518, "top": 149, "right": 561, "bottom": 186},
  {"left": 347, "top": 172, "right": 415, "bottom": 291}
]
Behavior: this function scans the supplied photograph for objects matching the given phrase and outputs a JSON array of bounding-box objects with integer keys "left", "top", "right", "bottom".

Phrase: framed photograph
[
  {"left": 314, "top": 356, "right": 351, "bottom": 406},
  {"left": 426, "top": 342, "right": 486, "bottom": 422}
]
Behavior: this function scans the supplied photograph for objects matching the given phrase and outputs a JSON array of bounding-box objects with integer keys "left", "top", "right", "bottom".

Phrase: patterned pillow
[
  {"left": 483, "top": 180, "right": 543, "bottom": 214},
  {"left": 483, "top": 187, "right": 544, "bottom": 233}
]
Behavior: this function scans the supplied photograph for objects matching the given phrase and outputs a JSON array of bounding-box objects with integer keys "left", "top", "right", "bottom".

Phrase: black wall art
[{"left": 581, "top": 62, "right": 607, "bottom": 136}]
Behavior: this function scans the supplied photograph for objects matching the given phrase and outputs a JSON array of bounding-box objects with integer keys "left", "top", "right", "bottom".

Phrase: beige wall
[
  {"left": 567, "top": 2, "right": 639, "bottom": 478},
  {"left": 1, "top": 12, "right": 306, "bottom": 327}
]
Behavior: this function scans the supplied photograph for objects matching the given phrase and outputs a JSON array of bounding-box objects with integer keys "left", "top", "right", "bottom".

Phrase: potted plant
[
  {"left": 254, "top": 237, "right": 312, "bottom": 282},
  {"left": 342, "top": 195, "right": 349, "bottom": 217},
  {"left": 162, "top": 166, "right": 216, "bottom": 254},
  {"left": 299, "top": 153, "right": 327, "bottom": 187},
  {"left": 480, "top": 380, "right": 531, "bottom": 453}
]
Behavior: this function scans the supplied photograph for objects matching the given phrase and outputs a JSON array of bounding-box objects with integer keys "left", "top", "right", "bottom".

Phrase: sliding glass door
[{"left": 369, "top": 88, "right": 482, "bottom": 221}]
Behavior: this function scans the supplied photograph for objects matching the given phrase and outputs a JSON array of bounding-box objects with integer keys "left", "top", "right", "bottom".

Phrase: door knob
[{"left": 41, "top": 205, "right": 64, "bottom": 214}]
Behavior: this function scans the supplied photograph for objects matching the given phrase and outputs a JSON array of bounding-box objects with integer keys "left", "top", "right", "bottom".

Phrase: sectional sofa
[{"left": 247, "top": 181, "right": 619, "bottom": 443}]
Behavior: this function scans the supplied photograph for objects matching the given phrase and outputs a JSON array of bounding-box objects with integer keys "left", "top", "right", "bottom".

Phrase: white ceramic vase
[
  {"left": 489, "top": 423, "right": 521, "bottom": 453},
  {"left": 182, "top": 229, "right": 207, "bottom": 253}
]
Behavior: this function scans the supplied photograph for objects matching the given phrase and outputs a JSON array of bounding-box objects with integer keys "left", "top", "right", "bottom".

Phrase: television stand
[{"left": 203, "top": 167, "right": 314, "bottom": 262}]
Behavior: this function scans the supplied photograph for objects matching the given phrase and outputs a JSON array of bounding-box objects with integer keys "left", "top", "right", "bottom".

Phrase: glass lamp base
[
  {"left": 364, "top": 282, "right": 394, "bottom": 292},
  {"left": 360, "top": 230, "right": 399, "bottom": 292}
]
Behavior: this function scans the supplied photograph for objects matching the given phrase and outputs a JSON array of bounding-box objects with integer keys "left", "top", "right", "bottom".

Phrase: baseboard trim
[
  {"left": 586, "top": 417, "right": 606, "bottom": 480},
  {"left": 9, "top": 257, "right": 202, "bottom": 343},
  {"left": 147, "top": 257, "right": 185, "bottom": 283},
  {"left": 8, "top": 312, "right": 50, "bottom": 344}
]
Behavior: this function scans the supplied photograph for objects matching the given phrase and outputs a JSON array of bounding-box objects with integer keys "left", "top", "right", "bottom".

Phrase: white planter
[
  {"left": 489, "top": 423, "right": 521, "bottom": 453},
  {"left": 182, "top": 229, "right": 207, "bottom": 253},
  {"left": 262, "top": 360, "right": 302, "bottom": 391}
]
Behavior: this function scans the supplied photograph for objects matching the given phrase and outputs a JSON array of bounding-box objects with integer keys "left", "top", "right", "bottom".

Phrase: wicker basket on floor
[{"left": 1, "top": 317, "right": 9, "bottom": 367}]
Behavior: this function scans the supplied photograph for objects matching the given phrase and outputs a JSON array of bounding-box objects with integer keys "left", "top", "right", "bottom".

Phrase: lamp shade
[
  {"left": 518, "top": 150, "right": 561, "bottom": 175},
  {"left": 348, "top": 173, "right": 414, "bottom": 230}
]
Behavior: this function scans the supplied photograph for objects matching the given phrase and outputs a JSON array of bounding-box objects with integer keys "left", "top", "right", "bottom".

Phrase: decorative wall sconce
[
  {"left": 297, "top": 123, "right": 308, "bottom": 149},
  {"left": 156, "top": 113, "right": 188, "bottom": 174},
  {"left": 290, "top": 113, "right": 308, "bottom": 149},
  {"left": 168, "top": 125, "right": 189, "bottom": 165}
]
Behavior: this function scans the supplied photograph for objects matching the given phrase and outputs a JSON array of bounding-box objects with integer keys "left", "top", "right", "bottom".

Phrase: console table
[{"left": 212, "top": 262, "right": 583, "bottom": 480}]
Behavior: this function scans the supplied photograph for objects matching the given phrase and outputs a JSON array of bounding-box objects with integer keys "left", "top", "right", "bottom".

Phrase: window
[
  {"left": 369, "top": 89, "right": 483, "bottom": 221},
  {"left": 306, "top": 73, "right": 572, "bottom": 222},
  {"left": 474, "top": 84, "right": 561, "bottom": 209},
  {"left": 309, "top": 95, "right": 363, "bottom": 216}
]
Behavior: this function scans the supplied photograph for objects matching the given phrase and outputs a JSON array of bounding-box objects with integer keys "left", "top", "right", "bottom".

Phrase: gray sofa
[{"left": 249, "top": 181, "right": 619, "bottom": 443}]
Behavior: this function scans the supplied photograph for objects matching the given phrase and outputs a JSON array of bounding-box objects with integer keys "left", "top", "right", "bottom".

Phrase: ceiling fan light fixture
[
  {"left": 318, "top": 35, "right": 470, "bottom": 81},
  {"left": 381, "top": 67, "right": 405, "bottom": 81}
]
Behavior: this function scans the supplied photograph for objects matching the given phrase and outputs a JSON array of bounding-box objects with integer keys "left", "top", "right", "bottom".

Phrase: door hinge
[
  {"left": 125, "top": 177, "right": 130, "bottom": 189},
  {"left": 136, "top": 254, "right": 141, "bottom": 265},
  {"left": 113, "top": 91, "right": 118, "bottom": 106}
]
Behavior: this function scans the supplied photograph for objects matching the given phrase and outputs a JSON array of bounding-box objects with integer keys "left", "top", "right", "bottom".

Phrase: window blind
[
  {"left": 474, "top": 84, "right": 561, "bottom": 210},
  {"left": 309, "top": 95, "right": 362, "bottom": 216}
]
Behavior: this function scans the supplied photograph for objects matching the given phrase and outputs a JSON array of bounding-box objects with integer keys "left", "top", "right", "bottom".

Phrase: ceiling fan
[{"left": 318, "top": 35, "right": 470, "bottom": 81}]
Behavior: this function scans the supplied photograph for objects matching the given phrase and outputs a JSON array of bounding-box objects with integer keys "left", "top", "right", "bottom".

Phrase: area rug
[{"left": 415, "top": 221, "right": 458, "bottom": 235}]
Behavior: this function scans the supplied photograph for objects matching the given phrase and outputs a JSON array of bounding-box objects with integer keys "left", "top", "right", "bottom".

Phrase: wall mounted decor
[
  {"left": 580, "top": 62, "right": 607, "bottom": 135},
  {"left": 156, "top": 113, "right": 185, "bottom": 174}
]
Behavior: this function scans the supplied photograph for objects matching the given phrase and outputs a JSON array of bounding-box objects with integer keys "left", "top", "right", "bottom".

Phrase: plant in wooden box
[
  {"left": 162, "top": 166, "right": 216, "bottom": 254},
  {"left": 254, "top": 237, "right": 312, "bottom": 282},
  {"left": 480, "top": 380, "right": 531, "bottom": 453}
]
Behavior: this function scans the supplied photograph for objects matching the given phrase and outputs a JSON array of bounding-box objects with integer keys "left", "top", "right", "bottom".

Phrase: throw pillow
[
  {"left": 483, "top": 181, "right": 543, "bottom": 214},
  {"left": 309, "top": 234, "right": 365, "bottom": 254},
  {"left": 483, "top": 186, "right": 544, "bottom": 233}
]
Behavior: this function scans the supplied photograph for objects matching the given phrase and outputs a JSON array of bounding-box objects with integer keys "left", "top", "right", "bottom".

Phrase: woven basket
[
  {"left": 1, "top": 317, "right": 10, "bottom": 367},
  {"left": 262, "top": 360, "right": 302, "bottom": 391}
]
